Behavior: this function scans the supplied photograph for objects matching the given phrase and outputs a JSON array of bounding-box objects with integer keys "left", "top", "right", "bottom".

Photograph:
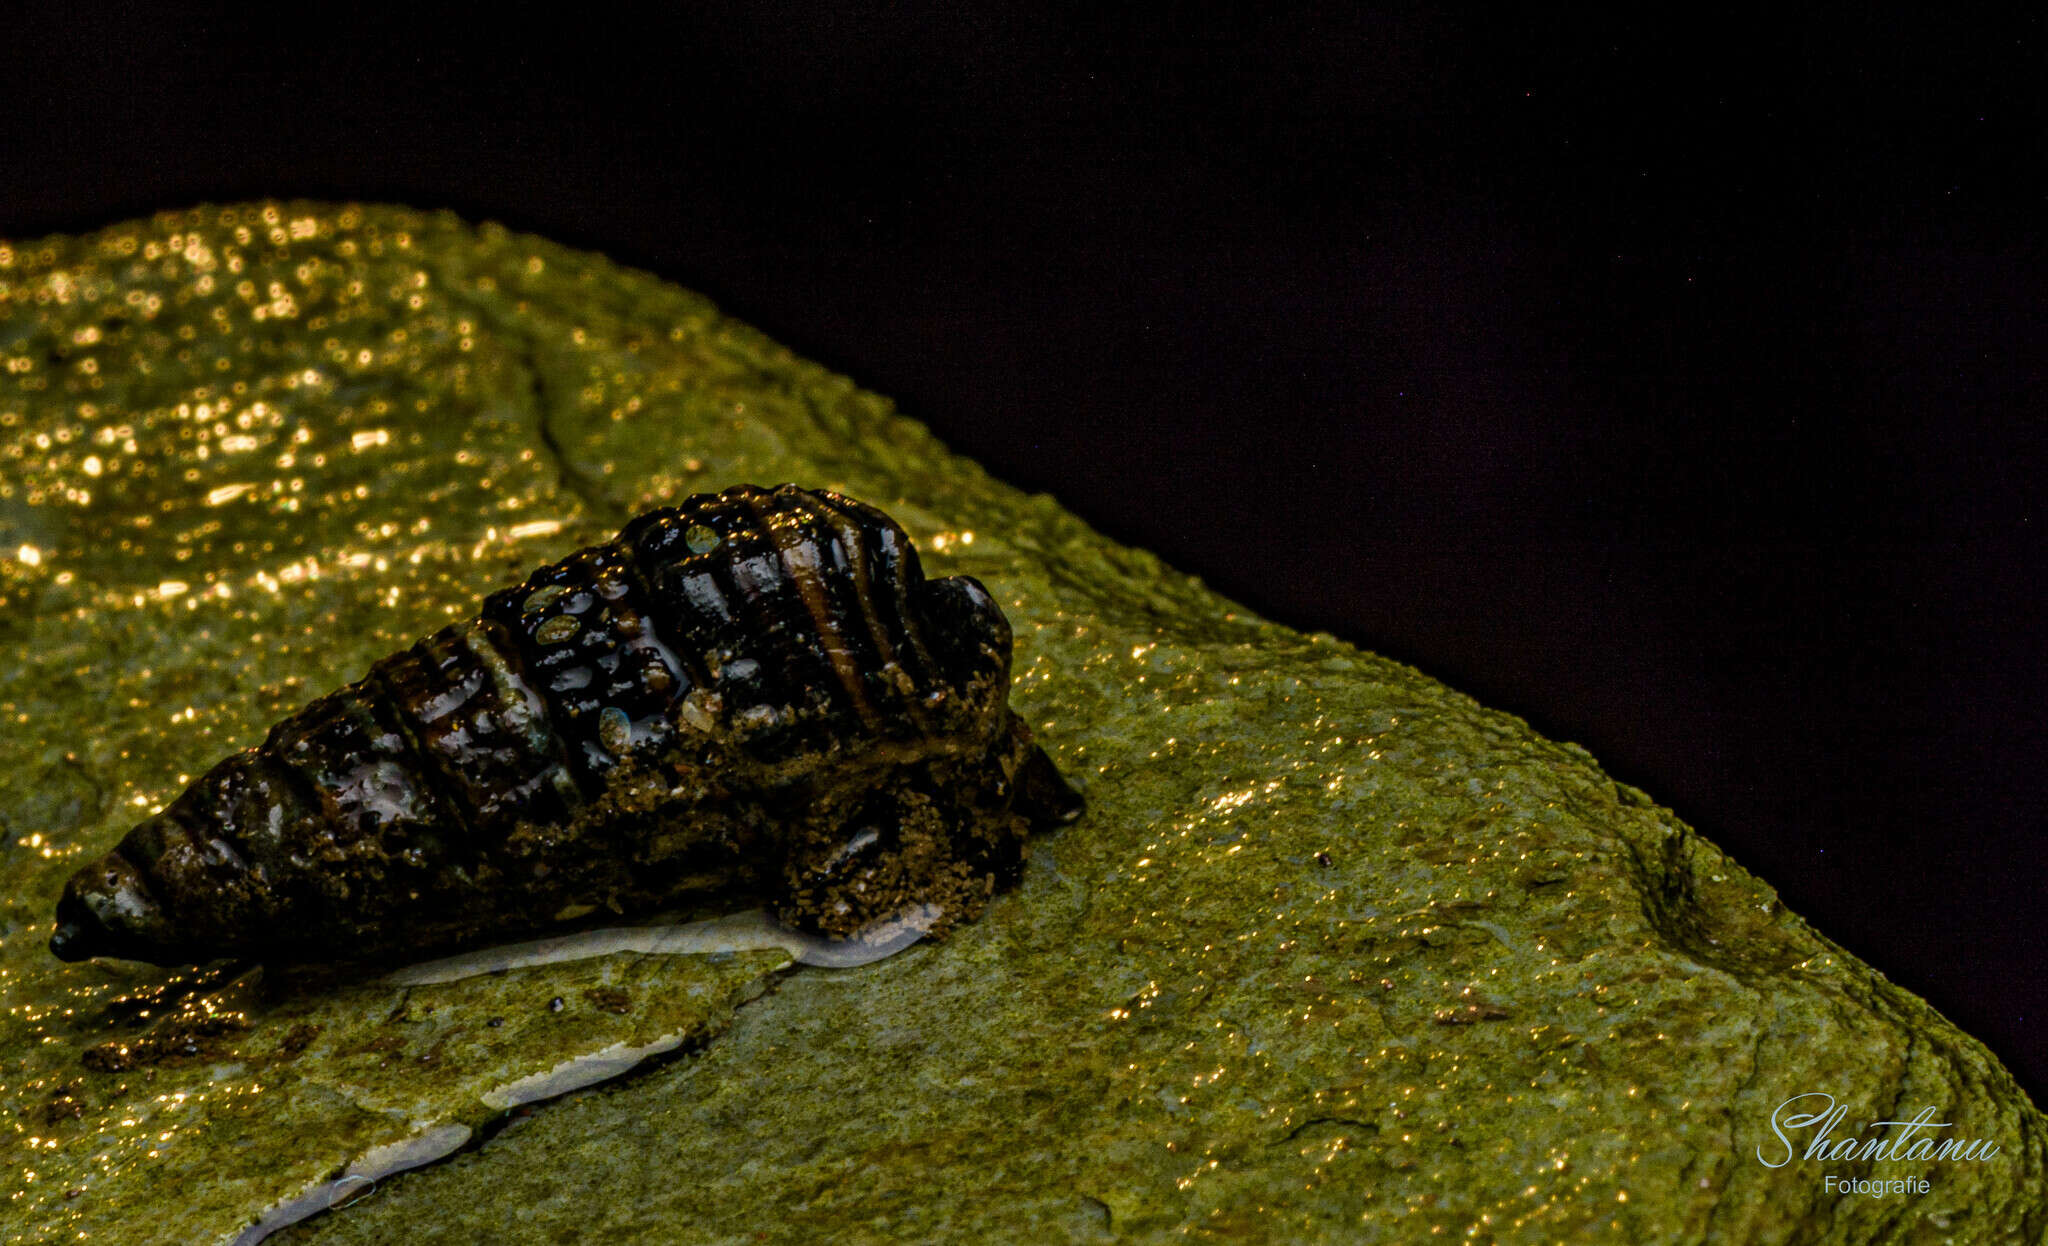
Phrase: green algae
[{"left": 1, "top": 205, "right": 2043, "bottom": 1244}]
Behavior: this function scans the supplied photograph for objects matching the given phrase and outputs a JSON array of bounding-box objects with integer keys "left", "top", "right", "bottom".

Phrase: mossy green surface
[{"left": 1, "top": 205, "right": 2041, "bottom": 1244}]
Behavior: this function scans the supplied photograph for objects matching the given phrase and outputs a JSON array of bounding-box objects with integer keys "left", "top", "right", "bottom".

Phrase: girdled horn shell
[{"left": 49, "top": 484, "right": 1082, "bottom": 967}]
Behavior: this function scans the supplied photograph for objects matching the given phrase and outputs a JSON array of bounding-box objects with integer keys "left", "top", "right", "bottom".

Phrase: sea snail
[{"left": 49, "top": 484, "right": 1082, "bottom": 967}]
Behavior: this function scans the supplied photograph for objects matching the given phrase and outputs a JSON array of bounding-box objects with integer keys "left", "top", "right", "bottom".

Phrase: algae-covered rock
[{"left": 1, "top": 205, "right": 2041, "bottom": 1244}]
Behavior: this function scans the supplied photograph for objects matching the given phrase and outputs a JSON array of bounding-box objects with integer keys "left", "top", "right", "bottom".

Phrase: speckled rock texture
[{"left": 1, "top": 205, "right": 2041, "bottom": 1245}]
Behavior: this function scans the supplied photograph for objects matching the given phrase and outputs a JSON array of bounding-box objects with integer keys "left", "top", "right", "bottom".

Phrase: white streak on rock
[
  {"left": 479, "top": 1033, "right": 691, "bottom": 1111},
  {"left": 229, "top": 1122, "right": 472, "bottom": 1245},
  {"left": 381, "top": 905, "right": 938, "bottom": 985}
]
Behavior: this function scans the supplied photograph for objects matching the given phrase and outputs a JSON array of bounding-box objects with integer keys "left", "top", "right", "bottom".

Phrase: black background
[{"left": 5, "top": 8, "right": 2042, "bottom": 1098}]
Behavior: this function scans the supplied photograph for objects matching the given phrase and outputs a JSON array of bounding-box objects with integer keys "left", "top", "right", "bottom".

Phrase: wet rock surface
[{"left": 1, "top": 205, "right": 2041, "bottom": 1244}]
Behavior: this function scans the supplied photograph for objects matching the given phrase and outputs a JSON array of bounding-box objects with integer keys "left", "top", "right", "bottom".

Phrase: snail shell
[{"left": 49, "top": 484, "right": 1082, "bottom": 966}]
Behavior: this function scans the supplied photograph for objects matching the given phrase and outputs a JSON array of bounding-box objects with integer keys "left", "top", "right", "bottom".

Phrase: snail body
[{"left": 50, "top": 484, "right": 1081, "bottom": 967}]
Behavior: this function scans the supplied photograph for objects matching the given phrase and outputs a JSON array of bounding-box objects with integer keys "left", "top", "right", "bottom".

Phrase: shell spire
[{"left": 50, "top": 484, "right": 1082, "bottom": 967}]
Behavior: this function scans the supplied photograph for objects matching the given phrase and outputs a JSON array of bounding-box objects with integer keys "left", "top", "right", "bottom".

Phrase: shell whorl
[{"left": 50, "top": 484, "right": 1072, "bottom": 966}]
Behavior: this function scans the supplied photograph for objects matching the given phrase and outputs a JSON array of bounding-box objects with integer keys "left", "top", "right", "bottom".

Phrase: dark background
[{"left": 5, "top": 8, "right": 2042, "bottom": 1097}]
